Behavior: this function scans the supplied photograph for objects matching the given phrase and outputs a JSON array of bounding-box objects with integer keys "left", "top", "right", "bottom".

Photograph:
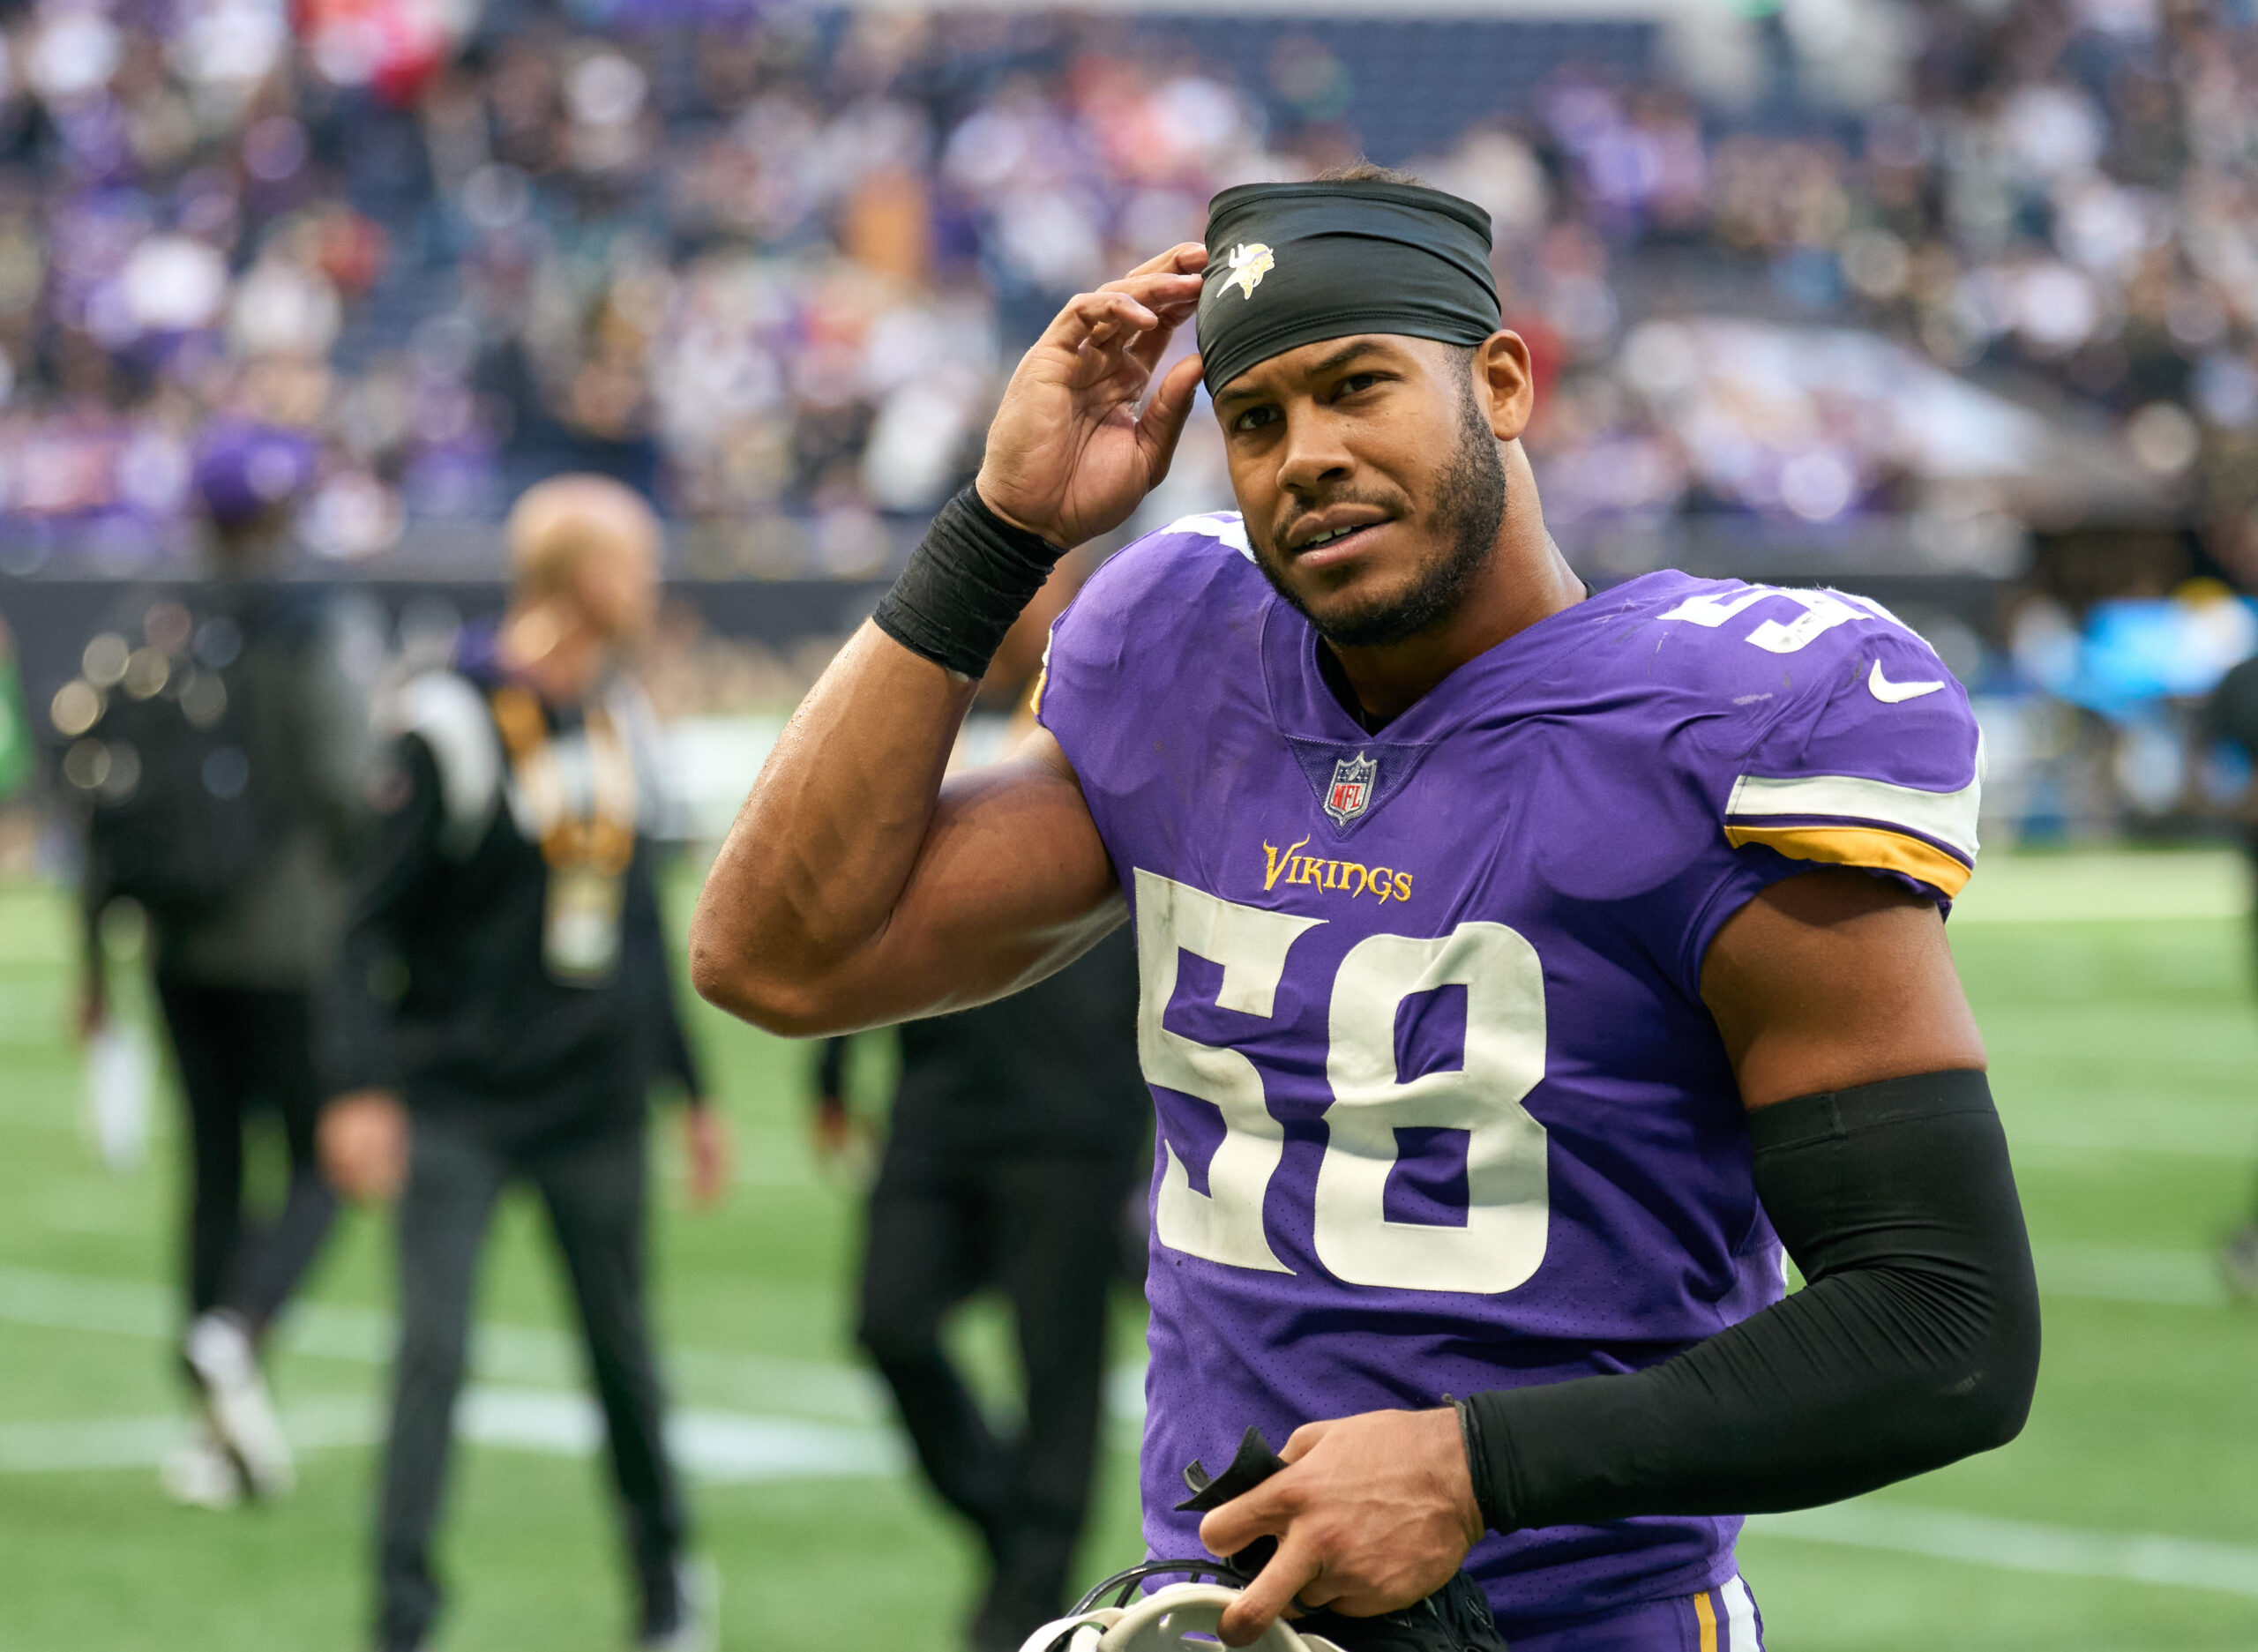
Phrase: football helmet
[{"left": 1014, "top": 1559, "right": 1343, "bottom": 1652}]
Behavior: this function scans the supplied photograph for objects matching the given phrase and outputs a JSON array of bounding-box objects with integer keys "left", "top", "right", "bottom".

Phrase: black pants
[
  {"left": 154, "top": 979, "right": 337, "bottom": 1339},
  {"left": 376, "top": 1113, "right": 686, "bottom": 1652},
  {"left": 856, "top": 1153, "right": 1136, "bottom": 1641}
]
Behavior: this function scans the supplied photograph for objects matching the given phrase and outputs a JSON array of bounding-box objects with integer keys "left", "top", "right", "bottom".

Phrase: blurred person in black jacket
[
  {"left": 319, "top": 475, "right": 729, "bottom": 1652},
  {"left": 813, "top": 589, "right": 1149, "bottom": 1652},
  {"left": 71, "top": 422, "right": 372, "bottom": 1507}
]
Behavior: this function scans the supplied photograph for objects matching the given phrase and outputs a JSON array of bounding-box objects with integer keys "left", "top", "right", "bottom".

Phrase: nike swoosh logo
[{"left": 1868, "top": 660, "right": 1945, "bottom": 703}]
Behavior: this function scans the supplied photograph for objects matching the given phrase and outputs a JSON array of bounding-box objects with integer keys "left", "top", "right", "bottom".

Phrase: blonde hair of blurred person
[
  {"left": 320, "top": 476, "right": 726, "bottom": 1206},
  {"left": 499, "top": 474, "right": 662, "bottom": 701}
]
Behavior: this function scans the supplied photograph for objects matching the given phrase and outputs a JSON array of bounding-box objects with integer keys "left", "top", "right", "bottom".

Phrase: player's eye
[
  {"left": 1230, "top": 405, "right": 1280, "bottom": 434},
  {"left": 1333, "top": 372, "right": 1386, "bottom": 401}
]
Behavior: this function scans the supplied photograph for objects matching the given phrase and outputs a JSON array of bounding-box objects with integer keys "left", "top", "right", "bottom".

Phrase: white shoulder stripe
[
  {"left": 396, "top": 670, "right": 502, "bottom": 859},
  {"left": 1725, "top": 741, "right": 1983, "bottom": 863},
  {"left": 1722, "top": 1575, "right": 1761, "bottom": 1649},
  {"left": 1161, "top": 510, "right": 1254, "bottom": 562}
]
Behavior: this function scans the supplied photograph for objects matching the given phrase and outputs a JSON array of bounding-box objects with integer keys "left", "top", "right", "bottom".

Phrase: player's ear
[{"left": 1474, "top": 331, "right": 1534, "bottom": 444}]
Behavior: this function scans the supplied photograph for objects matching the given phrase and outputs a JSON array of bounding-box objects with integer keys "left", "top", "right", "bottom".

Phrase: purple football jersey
[{"left": 1033, "top": 512, "right": 1982, "bottom": 1631}]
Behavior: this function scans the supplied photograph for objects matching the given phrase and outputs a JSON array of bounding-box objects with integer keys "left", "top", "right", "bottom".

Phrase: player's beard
[{"left": 1256, "top": 385, "right": 1508, "bottom": 650}]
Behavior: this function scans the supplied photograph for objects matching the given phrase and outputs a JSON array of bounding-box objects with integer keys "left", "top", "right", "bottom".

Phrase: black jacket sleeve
[
  {"left": 319, "top": 735, "right": 446, "bottom": 1100},
  {"left": 641, "top": 879, "right": 707, "bottom": 1103},
  {"left": 79, "top": 833, "right": 113, "bottom": 993},
  {"left": 814, "top": 1036, "right": 850, "bottom": 1101},
  {"left": 1459, "top": 1070, "right": 2040, "bottom": 1529}
]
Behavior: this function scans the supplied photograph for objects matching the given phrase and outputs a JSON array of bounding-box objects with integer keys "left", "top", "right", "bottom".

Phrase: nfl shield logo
[{"left": 1324, "top": 751, "right": 1378, "bottom": 826}]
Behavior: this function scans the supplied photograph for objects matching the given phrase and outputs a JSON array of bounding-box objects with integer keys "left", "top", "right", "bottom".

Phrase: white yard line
[
  {"left": 0, "top": 1263, "right": 886, "bottom": 1424},
  {"left": 1751, "top": 1501, "right": 2258, "bottom": 1598},
  {"left": 0, "top": 1387, "right": 900, "bottom": 1484},
  {"left": 0, "top": 1397, "right": 377, "bottom": 1472}
]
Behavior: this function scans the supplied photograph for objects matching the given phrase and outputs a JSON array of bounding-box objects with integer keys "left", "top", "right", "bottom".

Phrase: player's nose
[{"left": 1274, "top": 419, "right": 1355, "bottom": 500}]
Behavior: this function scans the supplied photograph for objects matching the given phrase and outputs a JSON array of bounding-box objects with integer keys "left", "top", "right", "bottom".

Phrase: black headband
[{"left": 1195, "top": 180, "right": 1500, "bottom": 398}]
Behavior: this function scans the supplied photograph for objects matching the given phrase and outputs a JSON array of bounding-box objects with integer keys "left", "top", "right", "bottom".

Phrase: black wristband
[
  {"left": 1460, "top": 1068, "right": 2037, "bottom": 1535},
  {"left": 872, "top": 484, "right": 1066, "bottom": 679},
  {"left": 1453, "top": 1395, "right": 1498, "bottom": 1529}
]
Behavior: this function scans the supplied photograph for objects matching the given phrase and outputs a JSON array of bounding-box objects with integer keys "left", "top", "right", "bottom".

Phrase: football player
[{"left": 692, "top": 168, "right": 2041, "bottom": 1652}]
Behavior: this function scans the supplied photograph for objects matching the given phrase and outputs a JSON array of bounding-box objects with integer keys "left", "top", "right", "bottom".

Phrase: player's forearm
[
  {"left": 690, "top": 622, "right": 976, "bottom": 1031},
  {"left": 1458, "top": 1071, "right": 2040, "bottom": 1529},
  {"left": 695, "top": 470, "right": 1125, "bottom": 1033}
]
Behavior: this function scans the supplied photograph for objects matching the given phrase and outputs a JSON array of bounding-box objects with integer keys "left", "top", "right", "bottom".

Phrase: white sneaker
[
  {"left": 160, "top": 1424, "right": 244, "bottom": 1509},
  {"left": 183, "top": 1312, "right": 295, "bottom": 1499},
  {"left": 638, "top": 1556, "right": 718, "bottom": 1652}
]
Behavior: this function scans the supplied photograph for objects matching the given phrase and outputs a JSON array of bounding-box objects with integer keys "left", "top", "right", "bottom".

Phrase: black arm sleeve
[
  {"left": 1458, "top": 1070, "right": 2040, "bottom": 1530},
  {"left": 318, "top": 736, "right": 446, "bottom": 1100}
]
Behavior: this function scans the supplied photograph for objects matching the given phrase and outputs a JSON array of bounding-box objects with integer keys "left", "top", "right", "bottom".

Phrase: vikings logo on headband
[
  {"left": 1196, "top": 179, "right": 1501, "bottom": 398},
  {"left": 1225, "top": 243, "right": 1275, "bottom": 301}
]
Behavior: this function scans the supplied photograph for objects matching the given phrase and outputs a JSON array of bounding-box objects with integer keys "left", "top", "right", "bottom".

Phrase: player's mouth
[{"left": 1282, "top": 515, "right": 1391, "bottom": 567}]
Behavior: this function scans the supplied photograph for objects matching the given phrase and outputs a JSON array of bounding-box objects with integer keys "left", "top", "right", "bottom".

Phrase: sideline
[{"left": 1751, "top": 1500, "right": 2258, "bottom": 1599}]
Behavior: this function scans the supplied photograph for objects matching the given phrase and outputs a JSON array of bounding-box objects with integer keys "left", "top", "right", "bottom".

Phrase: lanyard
[{"left": 490, "top": 684, "right": 638, "bottom": 875}]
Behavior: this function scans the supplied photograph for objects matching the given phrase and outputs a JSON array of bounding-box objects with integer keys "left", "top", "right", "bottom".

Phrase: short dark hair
[{"left": 1308, "top": 160, "right": 1428, "bottom": 188}]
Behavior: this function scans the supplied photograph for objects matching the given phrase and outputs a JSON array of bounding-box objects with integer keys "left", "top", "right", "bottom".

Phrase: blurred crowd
[
  {"left": 0, "top": 0, "right": 2251, "bottom": 579},
  {"left": 1519, "top": 0, "right": 2258, "bottom": 563},
  {"left": 0, "top": 4, "right": 1262, "bottom": 577}
]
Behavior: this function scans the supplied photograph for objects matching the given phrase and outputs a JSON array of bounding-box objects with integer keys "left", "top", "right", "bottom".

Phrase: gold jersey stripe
[
  {"left": 1724, "top": 821, "right": 1973, "bottom": 897},
  {"left": 1694, "top": 1587, "right": 1720, "bottom": 1652}
]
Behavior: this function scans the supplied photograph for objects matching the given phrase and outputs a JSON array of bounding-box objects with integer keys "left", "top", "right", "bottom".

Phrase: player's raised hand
[
  {"left": 1197, "top": 1408, "right": 1482, "bottom": 1648},
  {"left": 976, "top": 243, "right": 1208, "bottom": 549}
]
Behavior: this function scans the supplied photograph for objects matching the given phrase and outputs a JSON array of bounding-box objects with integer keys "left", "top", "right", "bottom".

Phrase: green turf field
[{"left": 3, "top": 852, "right": 2257, "bottom": 1651}]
